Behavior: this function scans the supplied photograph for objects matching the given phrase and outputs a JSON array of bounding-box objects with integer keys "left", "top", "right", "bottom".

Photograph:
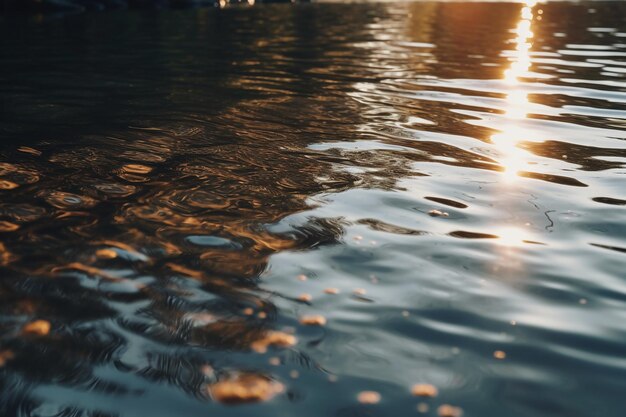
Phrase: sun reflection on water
[
  {"left": 496, "top": 226, "right": 535, "bottom": 247},
  {"left": 492, "top": 0, "right": 537, "bottom": 181},
  {"left": 491, "top": 1, "right": 541, "bottom": 249}
]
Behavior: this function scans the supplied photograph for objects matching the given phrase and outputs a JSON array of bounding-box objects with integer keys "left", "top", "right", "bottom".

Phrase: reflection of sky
[{"left": 491, "top": 0, "right": 537, "bottom": 182}]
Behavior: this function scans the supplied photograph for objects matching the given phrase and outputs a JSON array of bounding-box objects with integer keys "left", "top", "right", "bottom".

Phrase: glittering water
[{"left": 1, "top": 2, "right": 625, "bottom": 416}]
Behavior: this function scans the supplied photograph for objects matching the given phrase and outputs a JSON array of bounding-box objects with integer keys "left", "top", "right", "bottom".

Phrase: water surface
[{"left": 1, "top": 1, "right": 625, "bottom": 416}]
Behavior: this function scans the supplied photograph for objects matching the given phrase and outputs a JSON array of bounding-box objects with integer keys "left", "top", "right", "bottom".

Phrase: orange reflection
[{"left": 492, "top": 0, "right": 537, "bottom": 180}]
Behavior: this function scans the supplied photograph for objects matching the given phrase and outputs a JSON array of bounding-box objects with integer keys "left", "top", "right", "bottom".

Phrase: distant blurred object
[{"left": 0, "top": 0, "right": 305, "bottom": 15}]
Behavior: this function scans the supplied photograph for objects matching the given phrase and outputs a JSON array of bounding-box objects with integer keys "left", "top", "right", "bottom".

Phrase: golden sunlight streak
[
  {"left": 489, "top": 1, "right": 542, "bottom": 255},
  {"left": 492, "top": 0, "right": 536, "bottom": 181}
]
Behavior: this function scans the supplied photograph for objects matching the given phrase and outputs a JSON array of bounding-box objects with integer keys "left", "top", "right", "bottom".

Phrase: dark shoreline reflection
[
  {"left": 0, "top": 6, "right": 391, "bottom": 415},
  {"left": 1, "top": 2, "right": 626, "bottom": 417},
  {"left": 0, "top": 0, "right": 306, "bottom": 17}
]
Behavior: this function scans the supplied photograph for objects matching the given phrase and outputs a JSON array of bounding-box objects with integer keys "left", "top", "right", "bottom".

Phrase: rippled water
[{"left": 1, "top": 1, "right": 626, "bottom": 416}]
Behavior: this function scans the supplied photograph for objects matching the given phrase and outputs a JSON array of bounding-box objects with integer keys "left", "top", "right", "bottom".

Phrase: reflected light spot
[
  {"left": 438, "top": 404, "right": 463, "bottom": 417},
  {"left": 251, "top": 331, "right": 297, "bottom": 353},
  {"left": 358, "top": 391, "right": 381, "bottom": 404},
  {"left": 297, "top": 293, "right": 312, "bottom": 302},
  {"left": 494, "top": 350, "right": 507, "bottom": 359},
  {"left": 490, "top": 130, "right": 530, "bottom": 180},
  {"left": 96, "top": 248, "right": 117, "bottom": 259},
  {"left": 0, "top": 221, "right": 19, "bottom": 232},
  {"left": 412, "top": 384, "right": 439, "bottom": 398},
  {"left": 208, "top": 373, "right": 284, "bottom": 404},
  {"left": 22, "top": 320, "right": 51, "bottom": 336},
  {"left": 428, "top": 209, "right": 449, "bottom": 217},
  {"left": 495, "top": 226, "right": 534, "bottom": 247},
  {"left": 299, "top": 315, "right": 327, "bottom": 326},
  {"left": 504, "top": 90, "right": 530, "bottom": 119}
]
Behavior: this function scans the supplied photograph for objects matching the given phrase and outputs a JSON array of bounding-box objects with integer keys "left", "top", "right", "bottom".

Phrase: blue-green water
[{"left": 0, "top": 2, "right": 625, "bottom": 416}]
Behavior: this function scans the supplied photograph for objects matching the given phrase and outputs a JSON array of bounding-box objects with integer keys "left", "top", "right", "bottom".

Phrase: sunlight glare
[
  {"left": 492, "top": 0, "right": 536, "bottom": 181},
  {"left": 496, "top": 226, "right": 534, "bottom": 247}
]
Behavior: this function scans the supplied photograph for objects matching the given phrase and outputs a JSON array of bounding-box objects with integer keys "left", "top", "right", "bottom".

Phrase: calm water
[{"left": 1, "top": 1, "right": 625, "bottom": 416}]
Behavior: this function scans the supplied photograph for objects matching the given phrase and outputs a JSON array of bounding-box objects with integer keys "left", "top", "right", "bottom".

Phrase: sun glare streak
[
  {"left": 496, "top": 226, "right": 533, "bottom": 247},
  {"left": 489, "top": 1, "right": 541, "bottom": 252},
  {"left": 493, "top": 0, "right": 537, "bottom": 181}
]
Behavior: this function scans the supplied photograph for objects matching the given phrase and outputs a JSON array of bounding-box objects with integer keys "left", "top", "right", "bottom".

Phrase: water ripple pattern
[{"left": 0, "top": 1, "right": 625, "bottom": 417}]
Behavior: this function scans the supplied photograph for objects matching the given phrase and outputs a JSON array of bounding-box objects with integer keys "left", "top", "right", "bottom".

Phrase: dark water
[{"left": 1, "top": 1, "right": 626, "bottom": 416}]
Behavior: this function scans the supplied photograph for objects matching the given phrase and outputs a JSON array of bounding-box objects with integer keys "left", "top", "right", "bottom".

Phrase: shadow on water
[
  {"left": 0, "top": 5, "right": 395, "bottom": 416},
  {"left": 0, "top": 2, "right": 625, "bottom": 417}
]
